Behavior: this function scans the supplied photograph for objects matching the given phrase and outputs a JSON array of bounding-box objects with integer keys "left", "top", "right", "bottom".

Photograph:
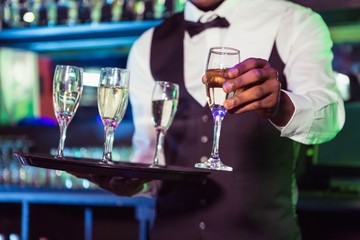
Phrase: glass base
[
  {"left": 54, "top": 154, "right": 64, "bottom": 159},
  {"left": 100, "top": 159, "right": 115, "bottom": 165},
  {"left": 194, "top": 158, "right": 233, "bottom": 171},
  {"left": 149, "top": 164, "right": 160, "bottom": 168}
]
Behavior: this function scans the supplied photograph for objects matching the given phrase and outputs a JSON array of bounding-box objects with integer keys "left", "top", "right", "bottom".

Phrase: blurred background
[{"left": 0, "top": 0, "right": 359, "bottom": 239}]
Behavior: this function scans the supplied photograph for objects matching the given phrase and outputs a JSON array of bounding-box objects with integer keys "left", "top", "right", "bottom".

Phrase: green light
[{"left": 330, "top": 23, "right": 360, "bottom": 44}]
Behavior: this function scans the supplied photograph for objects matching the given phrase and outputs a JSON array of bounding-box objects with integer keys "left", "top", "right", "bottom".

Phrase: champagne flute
[
  {"left": 151, "top": 81, "right": 179, "bottom": 168},
  {"left": 52, "top": 65, "right": 83, "bottom": 158},
  {"left": 98, "top": 67, "right": 129, "bottom": 164},
  {"left": 195, "top": 47, "right": 240, "bottom": 171}
]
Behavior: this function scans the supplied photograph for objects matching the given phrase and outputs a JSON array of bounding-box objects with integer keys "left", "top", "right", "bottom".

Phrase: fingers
[
  {"left": 89, "top": 175, "right": 113, "bottom": 189},
  {"left": 108, "top": 177, "right": 147, "bottom": 196},
  {"left": 222, "top": 58, "right": 281, "bottom": 117},
  {"left": 223, "top": 58, "right": 276, "bottom": 93},
  {"left": 87, "top": 175, "right": 146, "bottom": 196},
  {"left": 226, "top": 58, "right": 269, "bottom": 78},
  {"left": 201, "top": 75, "right": 207, "bottom": 84},
  {"left": 109, "top": 176, "right": 145, "bottom": 186},
  {"left": 199, "top": 57, "right": 281, "bottom": 118},
  {"left": 225, "top": 79, "right": 279, "bottom": 112},
  {"left": 203, "top": 58, "right": 271, "bottom": 89},
  {"left": 69, "top": 171, "right": 147, "bottom": 196}
]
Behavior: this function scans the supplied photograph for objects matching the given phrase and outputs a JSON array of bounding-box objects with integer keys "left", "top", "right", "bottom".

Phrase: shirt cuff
[{"left": 270, "top": 90, "right": 314, "bottom": 143}]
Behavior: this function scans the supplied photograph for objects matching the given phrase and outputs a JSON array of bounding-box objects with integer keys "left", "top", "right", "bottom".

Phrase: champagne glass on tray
[
  {"left": 98, "top": 67, "right": 130, "bottom": 164},
  {"left": 52, "top": 65, "right": 83, "bottom": 158},
  {"left": 195, "top": 47, "right": 240, "bottom": 171},
  {"left": 151, "top": 81, "right": 179, "bottom": 168}
]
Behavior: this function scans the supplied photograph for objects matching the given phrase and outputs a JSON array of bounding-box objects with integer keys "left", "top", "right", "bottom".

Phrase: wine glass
[
  {"left": 195, "top": 47, "right": 240, "bottom": 171},
  {"left": 52, "top": 65, "right": 83, "bottom": 158},
  {"left": 98, "top": 67, "right": 130, "bottom": 164},
  {"left": 151, "top": 81, "right": 179, "bottom": 168}
]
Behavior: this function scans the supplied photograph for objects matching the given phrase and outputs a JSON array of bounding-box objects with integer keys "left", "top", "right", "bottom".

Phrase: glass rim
[
  {"left": 100, "top": 67, "right": 130, "bottom": 72},
  {"left": 209, "top": 46, "right": 240, "bottom": 55},
  {"left": 56, "top": 64, "right": 83, "bottom": 71},
  {"left": 155, "top": 80, "right": 179, "bottom": 87}
]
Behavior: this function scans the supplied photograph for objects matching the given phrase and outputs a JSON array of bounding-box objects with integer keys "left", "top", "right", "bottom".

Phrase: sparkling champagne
[
  {"left": 98, "top": 86, "right": 128, "bottom": 125},
  {"left": 206, "top": 68, "right": 229, "bottom": 108},
  {"left": 53, "top": 90, "right": 81, "bottom": 122},
  {"left": 152, "top": 99, "right": 178, "bottom": 131}
]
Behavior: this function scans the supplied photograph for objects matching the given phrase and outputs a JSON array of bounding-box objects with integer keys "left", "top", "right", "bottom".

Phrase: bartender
[{"left": 84, "top": 0, "right": 345, "bottom": 239}]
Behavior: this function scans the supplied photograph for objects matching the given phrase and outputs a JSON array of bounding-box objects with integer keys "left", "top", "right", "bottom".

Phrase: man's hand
[
  {"left": 203, "top": 58, "right": 295, "bottom": 126},
  {"left": 69, "top": 172, "right": 146, "bottom": 196}
]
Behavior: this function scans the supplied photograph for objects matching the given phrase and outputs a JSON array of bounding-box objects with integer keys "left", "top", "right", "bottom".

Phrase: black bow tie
[{"left": 184, "top": 16, "right": 230, "bottom": 37}]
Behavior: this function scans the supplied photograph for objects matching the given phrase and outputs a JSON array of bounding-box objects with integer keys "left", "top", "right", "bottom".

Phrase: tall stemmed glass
[
  {"left": 53, "top": 65, "right": 83, "bottom": 158},
  {"left": 151, "top": 81, "right": 179, "bottom": 168},
  {"left": 98, "top": 67, "right": 129, "bottom": 164},
  {"left": 195, "top": 47, "right": 240, "bottom": 171}
]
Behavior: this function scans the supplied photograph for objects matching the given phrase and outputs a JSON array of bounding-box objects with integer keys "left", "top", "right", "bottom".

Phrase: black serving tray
[{"left": 14, "top": 152, "right": 211, "bottom": 182}]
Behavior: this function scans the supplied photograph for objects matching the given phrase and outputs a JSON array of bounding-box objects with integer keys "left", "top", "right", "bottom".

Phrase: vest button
[
  {"left": 200, "top": 136, "right": 208, "bottom": 143},
  {"left": 199, "top": 221, "right": 206, "bottom": 230},
  {"left": 202, "top": 115, "right": 209, "bottom": 122},
  {"left": 200, "top": 156, "right": 207, "bottom": 163}
]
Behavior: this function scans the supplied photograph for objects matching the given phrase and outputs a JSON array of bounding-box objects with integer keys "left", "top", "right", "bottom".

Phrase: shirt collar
[{"left": 184, "top": 0, "right": 240, "bottom": 23}]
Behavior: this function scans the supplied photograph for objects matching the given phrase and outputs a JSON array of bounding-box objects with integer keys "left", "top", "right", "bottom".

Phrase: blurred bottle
[
  {"left": 134, "top": 0, "right": 144, "bottom": 20},
  {"left": 143, "top": 0, "right": 154, "bottom": 20},
  {"left": 111, "top": 0, "right": 122, "bottom": 22},
  {"left": 67, "top": 0, "right": 78, "bottom": 25},
  {"left": 163, "top": 0, "right": 173, "bottom": 18},
  {"left": 77, "top": 0, "right": 91, "bottom": 23},
  {"left": 120, "top": 0, "right": 135, "bottom": 21},
  {"left": 153, "top": 0, "right": 184, "bottom": 19},
  {"left": 100, "top": 0, "right": 112, "bottom": 22},
  {"left": 174, "top": 0, "right": 185, "bottom": 13},
  {"left": 36, "top": 0, "right": 49, "bottom": 26},
  {"left": 47, "top": 0, "right": 57, "bottom": 26},
  {"left": 90, "top": 0, "right": 102, "bottom": 24},
  {"left": 17, "top": 137, "right": 33, "bottom": 186},
  {"left": 10, "top": 0, "right": 20, "bottom": 27},
  {"left": 153, "top": 0, "right": 164, "bottom": 19},
  {"left": 9, "top": 150, "right": 20, "bottom": 185},
  {"left": 0, "top": 140, "right": 11, "bottom": 184},
  {"left": 1, "top": 0, "right": 12, "bottom": 29},
  {"left": 55, "top": 0, "right": 68, "bottom": 25}
]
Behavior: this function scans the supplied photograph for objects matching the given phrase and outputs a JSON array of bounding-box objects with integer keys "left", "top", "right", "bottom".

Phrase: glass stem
[
  {"left": 153, "top": 129, "right": 165, "bottom": 166},
  {"left": 103, "top": 125, "right": 115, "bottom": 162},
  {"left": 210, "top": 113, "right": 224, "bottom": 160},
  {"left": 57, "top": 120, "right": 68, "bottom": 158}
]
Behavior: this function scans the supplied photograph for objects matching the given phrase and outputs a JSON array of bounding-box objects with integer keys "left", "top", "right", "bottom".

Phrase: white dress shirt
[{"left": 127, "top": 0, "right": 345, "bottom": 165}]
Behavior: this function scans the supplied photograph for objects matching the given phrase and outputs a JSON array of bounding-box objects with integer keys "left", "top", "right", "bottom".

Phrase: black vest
[{"left": 150, "top": 13, "right": 300, "bottom": 240}]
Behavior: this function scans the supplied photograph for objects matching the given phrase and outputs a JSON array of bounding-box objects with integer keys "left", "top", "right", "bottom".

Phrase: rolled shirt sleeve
[{"left": 273, "top": 4, "right": 345, "bottom": 144}]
